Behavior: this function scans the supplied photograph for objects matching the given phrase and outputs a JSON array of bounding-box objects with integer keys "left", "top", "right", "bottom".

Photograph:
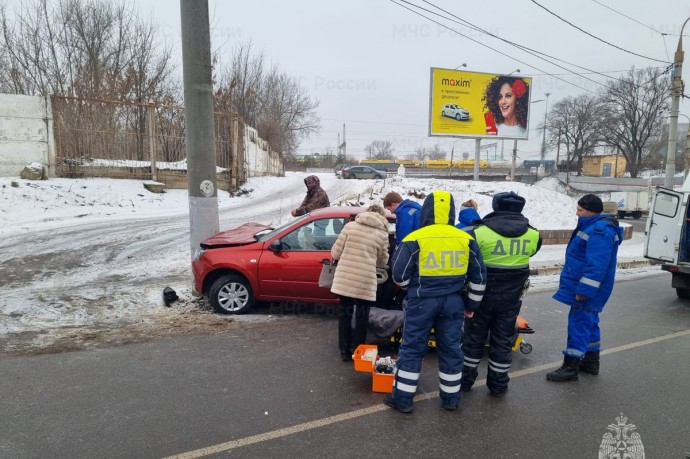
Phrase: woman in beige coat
[{"left": 331, "top": 205, "right": 390, "bottom": 361}]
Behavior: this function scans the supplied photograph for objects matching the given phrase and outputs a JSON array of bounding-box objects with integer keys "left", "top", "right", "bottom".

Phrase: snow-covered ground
[{"left": 0, "top": 171, "right": 660, "bottom": 354}]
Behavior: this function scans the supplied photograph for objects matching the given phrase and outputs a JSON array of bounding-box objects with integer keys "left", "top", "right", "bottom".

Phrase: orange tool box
[{"left": 352, "top": 344, "right": 395, "bottom": 393}]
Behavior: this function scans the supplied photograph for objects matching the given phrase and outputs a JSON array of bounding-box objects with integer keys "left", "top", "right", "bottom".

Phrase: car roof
[{"left": 309, "top": 206, "right": 396, "bottom": 221}]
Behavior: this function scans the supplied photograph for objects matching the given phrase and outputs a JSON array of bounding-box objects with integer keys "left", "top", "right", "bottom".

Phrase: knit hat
[
  {"left": 492, "top": 191, "right": 525, "bottom": 213},
  {"left": 577, "top": 194, "right": 603, "bottom": 213}
]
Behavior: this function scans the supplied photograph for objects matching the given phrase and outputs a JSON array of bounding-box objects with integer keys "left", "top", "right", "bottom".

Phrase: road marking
[{"left": 163, "top": 328, "right": 690, "bottom": 459}]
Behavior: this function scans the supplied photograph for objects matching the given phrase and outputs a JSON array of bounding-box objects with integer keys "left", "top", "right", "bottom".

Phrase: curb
[{"left": 530, "top": 259, "right": 652, "bottom": 277}]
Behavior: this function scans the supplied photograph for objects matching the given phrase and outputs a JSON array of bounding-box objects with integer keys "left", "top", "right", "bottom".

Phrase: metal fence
[{"left": 51, "top": 95, "right": 250, "bottom": 190}]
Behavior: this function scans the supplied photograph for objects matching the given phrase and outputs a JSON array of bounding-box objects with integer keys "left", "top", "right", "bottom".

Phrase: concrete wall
[
  {"left": 0, "top": 94, "right": 56, "bottom": 177},
  {"left": 555, "top": 173, "right": 650, "bottom": 192},
  {"left": 244, "top": 126, "right": 274, "bottom": 177}
]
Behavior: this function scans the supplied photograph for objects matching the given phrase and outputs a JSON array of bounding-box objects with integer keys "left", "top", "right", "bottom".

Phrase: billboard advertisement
[{"left": 428, "top": 68, "right": 533, "bottom": 140}]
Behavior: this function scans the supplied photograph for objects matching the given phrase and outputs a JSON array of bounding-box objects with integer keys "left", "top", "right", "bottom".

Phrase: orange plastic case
[
  {"left": 353, "top": 344, "right": 395, "bottom": 393},
  {"left": 372, "top": 371, "right": 394, "bottom": 393},
  {"left": 353, "top": 344, "right": 378, "bottom": 373}
]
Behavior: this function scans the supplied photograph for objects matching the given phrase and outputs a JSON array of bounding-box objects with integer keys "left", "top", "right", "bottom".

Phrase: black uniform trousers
[{"left": 462, "top": 294, "right": 522, "bottom": 394}]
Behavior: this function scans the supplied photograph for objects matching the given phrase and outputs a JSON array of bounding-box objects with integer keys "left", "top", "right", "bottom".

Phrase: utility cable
[
  {"left": 389, "top": 0, "right": 596, "bottom": 94},
  {"left": 415, "top": 0, "right": 613, "bottom": 84},
  {"left": 530, "top": 0, "right": 670, "bottom": 64}
]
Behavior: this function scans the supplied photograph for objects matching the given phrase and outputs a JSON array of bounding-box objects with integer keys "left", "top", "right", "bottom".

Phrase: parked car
[
  {"left": 340, "top": 165, "right": 386, "bottom": 179},
  {"left": 192, "top": 207, "right": 396, "bottom": 314},
  {"left": 334, "top": 163, "right": 351, "bottom": 177},
  {"left": 441, "top": 103, "right": 470, "bottom": 121}
]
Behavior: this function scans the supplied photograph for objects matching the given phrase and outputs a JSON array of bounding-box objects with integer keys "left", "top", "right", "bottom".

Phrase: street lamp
[
  {"left": 449, "top": 139, "right": 462, "bottom": 177},
  {"left": 664, "top": 17, "right": 689, "bottom": 189},
  {"left": 508, "top": 69, "right": 520, "bottom": 76},
  {"left": 454, "top": 63, "right": 467, "bottom": 70},
  {"left": 540, "top": 93, "right": 551, "bottom": 163}
]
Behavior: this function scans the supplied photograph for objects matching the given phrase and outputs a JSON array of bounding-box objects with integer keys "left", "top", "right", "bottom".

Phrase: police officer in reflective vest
[
  {"left": 461, "top": 191, "right": 541, "bottom": 397},
  {"left": 384, "top": 191, "right": 486, "bottom": 413}
]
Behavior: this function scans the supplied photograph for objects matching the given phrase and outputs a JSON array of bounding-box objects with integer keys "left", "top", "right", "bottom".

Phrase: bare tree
[
  {"left": 427, "top": 144, "right": 446, "bottom": 160},
  {"left": 598, "top": 67, "right": 669, "bottom": 177},
  {"left": 0, "top": 0, "right": 175, "bottom": 100},
  {"left": 547, "top": 94, "right": 606, "bottom": 176},
  {"left": 258, "top": 69, "right": 319, "bottom": 154},
  {"left": 364, "top": 140, "right": 394, "bottom": 159},
  {"left": 413, "top": 147, "right": 428, "bottom": 161},
  {"left": 213, "top": 41, "right": 320, "bottom": 155}
]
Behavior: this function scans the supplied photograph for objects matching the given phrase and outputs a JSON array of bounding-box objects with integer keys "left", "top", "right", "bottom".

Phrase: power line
[
  {"left": 389, "top": 0, "right": 596, "bottom": 93},
  {"left": 530, "top": 0, "right": 670, "bottom": 64},
  {"left": 415, "top": 0, "right": 614, "bottom": 85},
  {"left": 590, "top": 0, "right": 665, "bottom": 35},
  {"left": 589, "top": 0, "right": 671, "bottom": 60}
]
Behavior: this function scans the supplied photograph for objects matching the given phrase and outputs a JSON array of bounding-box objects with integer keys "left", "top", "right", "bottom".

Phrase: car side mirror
[{"left": 268, "top": 240, "right": 283, "bottom": 252}]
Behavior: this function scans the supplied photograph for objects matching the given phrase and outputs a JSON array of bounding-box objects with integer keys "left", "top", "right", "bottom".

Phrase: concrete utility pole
[
  {"left": 180, "top": 0, "right": 219, "bottom": 259},
  {"left": 540, "top": 92, "right": 551, "bottom": 163},
  {"left": 665, "top": 17, "right": 689, "bottom": 189},
  {"left": 473, "top": 139, "right": 481, "bottom": 180},
  {"left": 510, "top": 139, "right": 518, "bottom": 181}
]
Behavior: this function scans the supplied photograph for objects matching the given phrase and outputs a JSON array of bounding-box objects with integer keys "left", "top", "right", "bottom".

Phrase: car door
[
  {"left": 365, "top": 167, "right": 379, "bottom": 179},
  {"left": 644, "top": 188, "right": 685, "bottom": 263},
  {"left": 257, "top": 217, "right": 348, "bottom": 302}
]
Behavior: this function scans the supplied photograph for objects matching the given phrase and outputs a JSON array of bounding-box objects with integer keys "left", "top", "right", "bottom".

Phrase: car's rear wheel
[
  {"left": 442, "top": 110, "right": 446, "bottom": 117},
  {"left": 676, "top": 287, "right": 690, "bottom": 299},
  {"left": 209, "top": 273, "right": 254, "bottom": 314},
  {"left": 350, "top": 174, "right": 356, "bottom": 179},
  {"left": 375, "top": 174, "right": 383, "bottom": 179}
]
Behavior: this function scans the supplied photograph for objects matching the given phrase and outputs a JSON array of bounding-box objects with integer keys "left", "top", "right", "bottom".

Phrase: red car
[{"left": 192, "top": 207, "right": 396, "bottom": 314}]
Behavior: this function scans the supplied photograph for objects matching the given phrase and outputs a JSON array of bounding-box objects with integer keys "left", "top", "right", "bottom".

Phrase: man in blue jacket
[
  {"left": 547, "top": 194, "right": 623, "bottom": 382},
  {"left": 384, "top": 191, "right": 486, "bottom": 413},
  {"left": 383, "top": 192, "right": 421, "bottom": 246}
]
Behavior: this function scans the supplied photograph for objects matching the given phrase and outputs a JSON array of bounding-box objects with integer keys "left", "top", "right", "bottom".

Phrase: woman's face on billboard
[{"left": 498, "top": 82, "right": 516, "bottom": 124}]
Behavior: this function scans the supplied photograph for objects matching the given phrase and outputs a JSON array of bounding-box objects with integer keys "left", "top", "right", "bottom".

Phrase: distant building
[{"left": 582, "top": 154, "right": 627, "bottom": 177}]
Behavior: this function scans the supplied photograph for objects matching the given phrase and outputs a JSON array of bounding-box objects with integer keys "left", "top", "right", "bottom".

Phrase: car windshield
[{"left": 255, "top": 214, "right": 310, "bottom": 242}]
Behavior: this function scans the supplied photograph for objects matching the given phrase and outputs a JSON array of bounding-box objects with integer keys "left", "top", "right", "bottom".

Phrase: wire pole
[
  {"left": 510, "top": 139, "right": 518, "bottom": 182},
  {"left": 665, "top": 17, "right": 689, "bottom": 189},
  {"left": 181, "top": 0, "right": 219, "bottom": 260}
]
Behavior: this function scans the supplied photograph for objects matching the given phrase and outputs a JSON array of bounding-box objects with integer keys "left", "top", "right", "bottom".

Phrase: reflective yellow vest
[{"left": 473, "top": 225, "right": 540, "bottom": 269}]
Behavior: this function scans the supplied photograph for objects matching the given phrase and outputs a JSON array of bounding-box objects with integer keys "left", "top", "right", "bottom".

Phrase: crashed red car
[{"left": 192, "top": 207, "right": 396, "bottom": 314}]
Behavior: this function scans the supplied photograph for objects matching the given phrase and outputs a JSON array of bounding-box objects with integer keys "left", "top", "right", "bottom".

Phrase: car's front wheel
[
  {"left": 455, "top": 113, "right": 461, "bottom": 120},
  {"left": 209, "top": 273, "right": 254, "bottom": 314}
]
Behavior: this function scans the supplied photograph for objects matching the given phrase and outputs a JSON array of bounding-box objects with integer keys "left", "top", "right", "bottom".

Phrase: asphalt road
[{"left": 2, "top": 271, "right": 689, "bottom": 458}]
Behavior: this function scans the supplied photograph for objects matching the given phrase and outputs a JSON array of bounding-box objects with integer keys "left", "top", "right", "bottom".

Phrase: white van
[{"left": 644, "top": 187, "right": 690, "bottom": 298}]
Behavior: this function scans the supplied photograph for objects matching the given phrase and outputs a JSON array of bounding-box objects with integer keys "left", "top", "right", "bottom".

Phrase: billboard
[{"left": 428, "top": 68, "right": 533, "bottom": 140}]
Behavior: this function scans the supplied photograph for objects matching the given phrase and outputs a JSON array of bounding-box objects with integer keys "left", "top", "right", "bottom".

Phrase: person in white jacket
[{"left": 331, "top": 205, "right": 390, "bottom": 361}]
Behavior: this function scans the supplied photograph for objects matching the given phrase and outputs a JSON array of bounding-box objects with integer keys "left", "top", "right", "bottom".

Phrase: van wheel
[
  {"left": 676, "top": 288, "right": 690, "bottom": 299},
  {"left": 632, "top": 211, "right": 642, "bottom": 219},
  {"left": 209, "top": 273, "right": 254, "bottom": 314},
  {"left": 617, "top": 211, "right": 626, "bottom": 219}
]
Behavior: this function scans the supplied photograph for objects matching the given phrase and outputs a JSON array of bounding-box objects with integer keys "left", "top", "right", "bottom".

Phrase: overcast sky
[{"left": 137, "top": 0, "right": 690, "bottom": 161}]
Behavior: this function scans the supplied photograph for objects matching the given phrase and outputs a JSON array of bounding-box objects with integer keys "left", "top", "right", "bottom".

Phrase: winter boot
[
  {"left": 546, "top": 356, "right": 581, "bottom": 382},
  {"left": 579, "top": 351, "right": 600, "bottom": 375}
]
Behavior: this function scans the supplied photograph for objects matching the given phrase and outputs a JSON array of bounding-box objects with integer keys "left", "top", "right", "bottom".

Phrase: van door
[{"left": 644, "top": 188, "right": 685, "bottom": 263}]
